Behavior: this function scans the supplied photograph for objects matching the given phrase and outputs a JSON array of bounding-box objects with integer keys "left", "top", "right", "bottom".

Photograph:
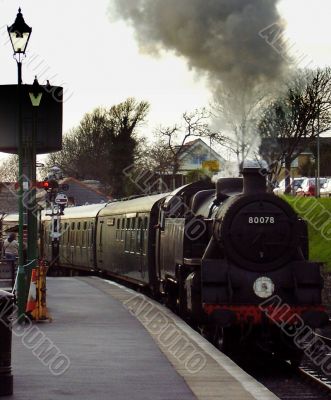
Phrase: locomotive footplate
[{"left": 203, "top": 304, "right": 328, "bottom": 328}]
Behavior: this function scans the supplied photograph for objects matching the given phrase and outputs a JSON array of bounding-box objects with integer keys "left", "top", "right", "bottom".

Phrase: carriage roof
[{"left": 99, "top": 193, "right": 168, "bottom": 216}]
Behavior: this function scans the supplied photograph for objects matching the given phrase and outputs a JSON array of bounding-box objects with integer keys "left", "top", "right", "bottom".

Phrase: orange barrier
[
  {"left": 26, "top": 268, "right": 37, "bottom": 315},
  {"left": 26, "top": 261, "right": 51, "bottom": 322}
]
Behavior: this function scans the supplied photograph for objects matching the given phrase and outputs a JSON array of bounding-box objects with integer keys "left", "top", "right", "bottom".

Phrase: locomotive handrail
[{"left": 183, "top": 258, "right": 201, "bottom": 266}]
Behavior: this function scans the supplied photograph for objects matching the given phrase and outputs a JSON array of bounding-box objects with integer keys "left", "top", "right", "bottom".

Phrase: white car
[
  {"left": 273, "top": 177, "right": 306, "bottom": 196},
  {"left": 320, "top": 178, "right": 331, "bottom": 197}
]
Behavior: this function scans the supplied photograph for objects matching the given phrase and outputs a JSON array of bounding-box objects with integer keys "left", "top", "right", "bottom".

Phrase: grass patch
[{"left": 284, "top": 196, "right": 331, "bottom": 271}]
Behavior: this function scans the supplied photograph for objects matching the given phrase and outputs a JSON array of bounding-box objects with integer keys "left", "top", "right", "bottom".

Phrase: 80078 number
[{"left": 248, "top": 216, "right": 275, "bottom": 224}]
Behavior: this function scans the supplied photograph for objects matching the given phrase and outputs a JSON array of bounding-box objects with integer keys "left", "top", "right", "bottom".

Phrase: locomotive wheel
[
  {"left": 213, "top": 326, "right": 226, "bottom": 352},
  {"left": 211, "top": 326, "right": 235, "bottom": 354},
  {"left": 210, "top": 326, "right": 241, "bottom": 355},
  {"left": 164, "top": 279, "right": 178, "bottom": 312},
  {"left": 278, "top": 331, "right": 304, "bottom": 367},
  {"left": 289, "top": 351, "right": 303, "bottom": 368},
  {"left": 177, "top": 265, "right": 188, "bottom": 319}
]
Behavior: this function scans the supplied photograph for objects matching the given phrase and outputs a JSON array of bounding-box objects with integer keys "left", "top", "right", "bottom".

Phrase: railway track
[
  {"left": 238, "top": 357, "right": 331, "bottom": 399},
  {"left": 218, "top": 330, "right": 331, "bottom": 399},
  {"left": 183, "top": 312, "right": 331, "bottom": 398},
  {"left": 298, "top": 365, "right": 331, "bottom": 392},
  {"left": 295, "top": 332, "right": 331, "bottom": 396}
]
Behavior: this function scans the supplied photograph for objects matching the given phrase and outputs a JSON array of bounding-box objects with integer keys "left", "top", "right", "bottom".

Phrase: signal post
[{"left": 39, "top": 175, "right": 68, "bottom": 266}]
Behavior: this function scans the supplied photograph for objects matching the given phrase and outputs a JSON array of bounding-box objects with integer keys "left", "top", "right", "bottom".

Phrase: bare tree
[
  {"left": 213, "top": 81, "right": 268, "bottom": 169},
  {"left": 259, "top": 68, "right": 331, "bottom": 190},
  {"left": 157, "top": 108, "right": 215, "bottom": 189},
  {"left": 43, "top": 98, "right": 150, "bottom": 197},
  {"left": 139, "top": 138, "right": 173, "bottom": 176},
  {"left": 0, "top": 155, "right": 18, "bottom": 182}
]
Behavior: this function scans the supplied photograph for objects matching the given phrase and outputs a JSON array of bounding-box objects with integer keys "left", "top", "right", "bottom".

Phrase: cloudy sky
[{"left": 0, "top": 0, "right": 331, "bottom": 160}]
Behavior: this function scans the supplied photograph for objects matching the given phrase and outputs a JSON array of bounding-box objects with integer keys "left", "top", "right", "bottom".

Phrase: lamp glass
[{"left": 9, "top": 31, "right": 30, "bottom": 53}]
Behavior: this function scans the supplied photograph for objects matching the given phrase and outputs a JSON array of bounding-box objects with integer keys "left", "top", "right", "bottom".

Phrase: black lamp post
[
  {"left": 7, "top": 8, "right": 32, "bottom": 84},
  {"left": 7, "top": 8, "right": 32, "bottom": 322},
  {"left": 27, "top": 77, "right": 43, "bottom": 278}
]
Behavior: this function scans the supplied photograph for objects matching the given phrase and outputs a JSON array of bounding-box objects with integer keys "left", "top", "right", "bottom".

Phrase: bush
[{"left": 285, "top": 196, "right": 331, "bottom": 270}]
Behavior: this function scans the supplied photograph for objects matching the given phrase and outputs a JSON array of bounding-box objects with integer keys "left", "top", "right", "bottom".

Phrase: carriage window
[
  {"left": 115, "top": 217, "right": 120, "bottom": 241},
  {"left": 60, "top": 222, "right": 68, "bottom": 242},
  {"left": 120, "top": 218, "right": 125, "bottom": 241},
  {"left": 59, "top": 224, "right": 63, "bottom": 243},
  {"left": 69, "top": 228, "right": 74, "bottom": 244},
  {"left": 124, "top": 219, "right": 130, "bottom": 252},
  {"left": 63, "top": 226, "right": 68, "bottom": 243},
  {"left": 144, "top": 217, "right": 148, "bottom": 230},
  {"left": 71, "top": 222, "right": 75, "bottom": 230},
  {"left": 136, "top": 217, "right": 143, "bottom": 254},
  {"left": 77, "top": 222, "right": 81, "bottom": 230},
  {"left": 131, "top": 218, "right": 136, "bottom": 230},
  {"left": 83, "top": 221, "right": 87, "bottom": 230}
]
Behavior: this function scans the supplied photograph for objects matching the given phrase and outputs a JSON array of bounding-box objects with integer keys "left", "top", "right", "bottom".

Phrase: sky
[{"left": 0, "top": 0, "right": 331, "bottom": 161}]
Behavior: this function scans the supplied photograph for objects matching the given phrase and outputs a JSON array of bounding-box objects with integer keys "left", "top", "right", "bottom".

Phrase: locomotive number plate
[{"left": 248, "top": 216, "right": 275, "bottom": 224}]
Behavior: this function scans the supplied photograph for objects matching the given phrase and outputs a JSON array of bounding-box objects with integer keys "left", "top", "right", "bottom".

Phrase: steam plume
[{"left": 110, "top": 0, "right": 288, "bottom": 90}]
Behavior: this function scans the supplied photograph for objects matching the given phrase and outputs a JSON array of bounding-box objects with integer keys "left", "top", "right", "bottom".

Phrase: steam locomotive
[{"left": 11, "top": 164, "right": 328, "bottom": 362}]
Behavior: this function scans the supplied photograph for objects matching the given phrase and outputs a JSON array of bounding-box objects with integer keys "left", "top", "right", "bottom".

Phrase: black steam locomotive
[{"left": 39, "top": 164, "right": 327, "bottom": 362}]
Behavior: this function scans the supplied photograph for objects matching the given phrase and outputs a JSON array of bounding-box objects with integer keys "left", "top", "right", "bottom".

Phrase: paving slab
[
  {"left": 80, "top": 277, "right": 279, "bottom": 400},
  {"left": 8, "top": 277, "right": 195, "bottom": 400},
  {"left": 5, "top": 277, "right": 279, "bottom": 400}
]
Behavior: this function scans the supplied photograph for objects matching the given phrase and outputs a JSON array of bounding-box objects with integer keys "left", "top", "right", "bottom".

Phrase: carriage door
[
  {"left": 137, "top": 217, "right": 144, "bottom": 278},
  {"left": 97, "top": 219, "right": 104, "bottom": 267},
  {"left": 136, "top": 216, "right": 148, "bottom": 279},
  {"left": 88, "top": 222, "right": 95, "bottom": 268}
]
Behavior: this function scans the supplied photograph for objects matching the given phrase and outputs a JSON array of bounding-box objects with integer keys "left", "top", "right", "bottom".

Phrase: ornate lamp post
[
  {"left": 7, "top": 8, "right": 32, "bottom": 84},
  {"left": 7, "top": 8, "right": 32, "bottom": 321}
]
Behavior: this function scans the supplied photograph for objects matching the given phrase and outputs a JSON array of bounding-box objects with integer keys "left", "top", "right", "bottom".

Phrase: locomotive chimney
[{"left": 241, "top": 161, "right": 267, "bottom": 195}]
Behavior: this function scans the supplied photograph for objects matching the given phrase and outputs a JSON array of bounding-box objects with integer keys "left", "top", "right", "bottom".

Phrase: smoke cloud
[{"left": 110, "top": 0, "right": 288, "bottom": 90}]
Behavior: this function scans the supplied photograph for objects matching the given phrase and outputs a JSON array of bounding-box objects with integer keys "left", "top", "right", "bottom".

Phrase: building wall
[{"left": 179, "top": 141, "right": 224, "bottom": 173}]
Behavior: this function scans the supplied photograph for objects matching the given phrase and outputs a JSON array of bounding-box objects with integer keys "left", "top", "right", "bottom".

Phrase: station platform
[{"left": 8, "top": 277, "right": 279, "bottom": 400}]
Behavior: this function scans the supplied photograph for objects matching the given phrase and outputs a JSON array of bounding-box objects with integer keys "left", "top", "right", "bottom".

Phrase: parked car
[
  {"left": 296, "top": 177, "right": 328, "bottom": 197},
  {"left": 273, "top": 177, "right": 306, "bottom": 196},
  {"left": 320, "top": 178, "right": 331, "bottom": 197}
]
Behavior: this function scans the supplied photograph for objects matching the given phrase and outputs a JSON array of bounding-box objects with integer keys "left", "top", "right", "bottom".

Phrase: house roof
[
  {"left": 177, "top": 138, "right": 226, "bottom": 163},
  {"left": 0, "top": 178, "right": 111, "bottom": 214},
  {"left": 60, "top": 177, "right": 111, "bottom": 205},
  {"left": 181, "top": 139, "right": 200, "bottom": 148},
  {"left": 35, "top": 177, "right": 111, "bottom": 208},
  {"left": 56, "top": 177, "right": 111, "bottom": 206},
  {"left": 260, "top": 136, "right": 331, "bottom": 152}
]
